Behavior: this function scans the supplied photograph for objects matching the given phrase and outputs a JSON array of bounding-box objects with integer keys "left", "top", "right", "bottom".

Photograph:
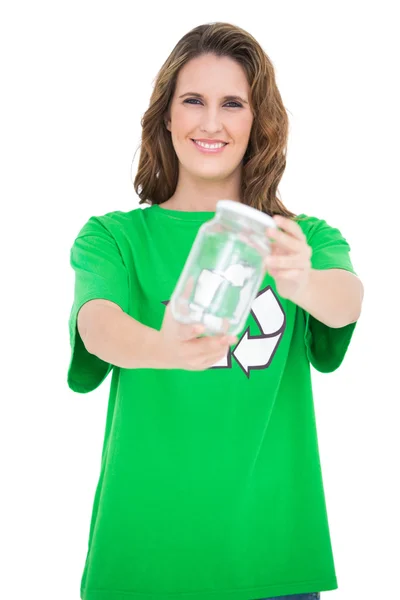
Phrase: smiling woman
[
  {"left": 160, "top": 53, "right": 255, "bottom": 199},
  {"left": 133, "top": 22, "right": 299, "bottom": 219},
  {"left": 68, "top": 21, "right": 363, "bottom": 600}
]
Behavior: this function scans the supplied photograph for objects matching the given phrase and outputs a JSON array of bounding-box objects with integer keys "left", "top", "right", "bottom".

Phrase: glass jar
[{"left": 169, "top": 199, "right": 278, "bottom": 336}]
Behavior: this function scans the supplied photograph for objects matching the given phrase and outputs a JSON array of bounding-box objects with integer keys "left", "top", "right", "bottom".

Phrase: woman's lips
[{"left": 191, "top": 139, "right": 228, "bottom": 154}]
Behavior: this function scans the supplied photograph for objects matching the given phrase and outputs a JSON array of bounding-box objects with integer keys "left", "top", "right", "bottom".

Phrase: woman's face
[{"left": 166, "top": 54, "right": 254, "bottom": 182}]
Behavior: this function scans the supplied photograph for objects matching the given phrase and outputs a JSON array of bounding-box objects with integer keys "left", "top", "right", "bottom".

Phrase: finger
[
  {"left": 268, "top": 242, "right": 286, "bottom": 256},
  {"left": 178, "top": 276, "right": 206, "bottom": 338},
  {"left": 167, "top": 301, "right": 204, "bottom": 341},
  {"left": 266, "top": 227, "right": 304, "bottom": 253},
  {"left": 265, "top": 255, "right": 309, "bottom": 269},
  {"left": 178, "top": 323, "right": 205, "bottom": 342},
  {"left": 219, "top": 335, "right": 237, "bottom": 345},
  {"left": 194, "top": 334, "right": 237, "bottom": 353},
  {"left": 182, "top": 275, "right": 194, "bottom": 306},
  {"left": 192, "top": 323, "right": 205, "bottom": 335},
  {"left": 270, "top": 268, "right": 305, "bottom": 279},
  {"left": 270, "top": 215, "right": 306, "bottom": 242}
]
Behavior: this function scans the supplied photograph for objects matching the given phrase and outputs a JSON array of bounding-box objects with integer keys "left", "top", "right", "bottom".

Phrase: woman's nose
[{"left": 200, "top": 107, "right": 223, "bottom": 133}]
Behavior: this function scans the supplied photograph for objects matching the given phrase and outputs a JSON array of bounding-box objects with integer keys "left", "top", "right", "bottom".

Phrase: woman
[{"left": 68, "top": 22, "right": 363, "bottom": 600}]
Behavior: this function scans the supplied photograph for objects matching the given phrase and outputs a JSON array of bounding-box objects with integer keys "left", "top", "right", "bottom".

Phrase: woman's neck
[{"left": 163, "top": 175, "right": 242, "bottom": 212}]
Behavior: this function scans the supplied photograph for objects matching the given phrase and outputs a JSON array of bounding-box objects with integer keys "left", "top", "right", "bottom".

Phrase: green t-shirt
[{"left": 67, "top": 204, "right": 359, "bottom": 600}]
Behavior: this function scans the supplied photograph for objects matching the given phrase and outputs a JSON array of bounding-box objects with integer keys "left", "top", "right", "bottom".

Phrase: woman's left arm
[
  {"left": 264, "top": 215, "right": 364, "bottom": 329},
  {"left": 286, "top": 267, "right": 363, "bottom": 328}
]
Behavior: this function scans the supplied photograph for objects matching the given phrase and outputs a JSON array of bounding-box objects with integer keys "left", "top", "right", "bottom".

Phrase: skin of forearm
[
  {"left": 84, "top": 304, "right": 165, "bottom": 369},
  {"left": 290, "top": 268, "right": 364, "bottom": 328}
]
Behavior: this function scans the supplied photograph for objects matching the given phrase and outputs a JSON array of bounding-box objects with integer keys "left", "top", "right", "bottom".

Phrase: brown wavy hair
[{"left": 132, "top": 22, "right": 302, "bottom": 221}]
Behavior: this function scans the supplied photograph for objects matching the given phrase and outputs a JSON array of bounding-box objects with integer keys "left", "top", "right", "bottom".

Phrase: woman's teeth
[{"left": 193, "top": 140, "right": 226, "bottom": 149}]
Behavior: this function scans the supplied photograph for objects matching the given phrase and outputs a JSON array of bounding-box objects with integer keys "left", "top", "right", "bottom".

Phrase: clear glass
[{"left": 170, "top": 201, "right": 276, "bottom": 336}]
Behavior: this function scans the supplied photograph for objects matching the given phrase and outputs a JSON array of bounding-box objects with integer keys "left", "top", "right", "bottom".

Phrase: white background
[{"left": 1, "top": 1, "right": 399, "bottom": 599}]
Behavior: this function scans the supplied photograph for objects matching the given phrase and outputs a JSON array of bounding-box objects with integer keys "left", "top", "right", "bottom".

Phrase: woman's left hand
[{"left": 263, "top": 215, "right": 312, "bottom": 301}]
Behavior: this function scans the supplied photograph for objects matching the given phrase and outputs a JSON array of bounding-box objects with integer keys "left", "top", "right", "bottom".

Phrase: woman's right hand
[{"left": 159, "top": 277, "right": 237, "bottom": 371}]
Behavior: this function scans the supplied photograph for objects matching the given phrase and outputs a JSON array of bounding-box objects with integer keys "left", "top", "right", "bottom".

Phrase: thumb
[
  {"left": 192, "top": 323, "right": 205, "bottom": 337},
  {"left": 180, "top": 321, "right": 205, "bottom": 342}
]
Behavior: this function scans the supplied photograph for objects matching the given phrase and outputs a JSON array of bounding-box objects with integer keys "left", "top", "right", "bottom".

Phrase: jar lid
[{"left": 216, "top": 200, "right": 277, "bottom": 229}]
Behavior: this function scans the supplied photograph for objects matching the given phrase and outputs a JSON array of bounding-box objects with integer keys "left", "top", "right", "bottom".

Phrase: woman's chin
[{"left": 188, "top": 166, "right": 233, "bottom": 180}]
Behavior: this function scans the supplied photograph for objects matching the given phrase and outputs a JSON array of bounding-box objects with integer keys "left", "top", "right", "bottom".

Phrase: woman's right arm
[
  {"left": 78, "top": 299, "right": 165, "bottom": 370},
  {"left": 78, "top": 298, "right": 236, "bottom": 373}
]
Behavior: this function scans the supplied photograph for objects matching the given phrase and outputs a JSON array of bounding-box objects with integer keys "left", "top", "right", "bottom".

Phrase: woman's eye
[
  {"left": 183, "top": 98, "right": 201, "bottom": 105},
  {"left": 183, "top": 99, "right": 242, "bottom": 108}
]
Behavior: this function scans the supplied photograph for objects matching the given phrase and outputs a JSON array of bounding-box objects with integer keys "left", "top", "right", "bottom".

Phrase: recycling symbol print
[{"left": 163, "top": 263, "right": 286, "bottom": 379}]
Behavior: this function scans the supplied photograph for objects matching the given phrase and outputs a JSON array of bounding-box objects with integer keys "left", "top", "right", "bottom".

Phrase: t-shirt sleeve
[
  {"left": 301, "top": 216, "right": 360, "bottom": 373},
  {"left": 67, "top": 216, "right": 130, "bottom": 394}
]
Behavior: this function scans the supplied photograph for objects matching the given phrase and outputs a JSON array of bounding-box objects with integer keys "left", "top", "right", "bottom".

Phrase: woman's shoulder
[{"left": 77, "top": 206, "right": 147, "bottom": 233}]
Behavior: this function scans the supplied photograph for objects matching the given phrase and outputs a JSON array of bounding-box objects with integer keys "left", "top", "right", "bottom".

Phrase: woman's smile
[{"left": 191, "top": 138, "right": 229, "bottom": 154}]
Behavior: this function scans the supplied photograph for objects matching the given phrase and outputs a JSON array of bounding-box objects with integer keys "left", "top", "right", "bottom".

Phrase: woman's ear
[{"left": 164, "top": 116, "right": 171, "bottom": 132}]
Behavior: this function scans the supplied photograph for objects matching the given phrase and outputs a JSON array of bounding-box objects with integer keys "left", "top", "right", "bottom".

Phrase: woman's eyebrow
[{"left": 178, "top": 92, "right": 249, "bottom": 104}]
